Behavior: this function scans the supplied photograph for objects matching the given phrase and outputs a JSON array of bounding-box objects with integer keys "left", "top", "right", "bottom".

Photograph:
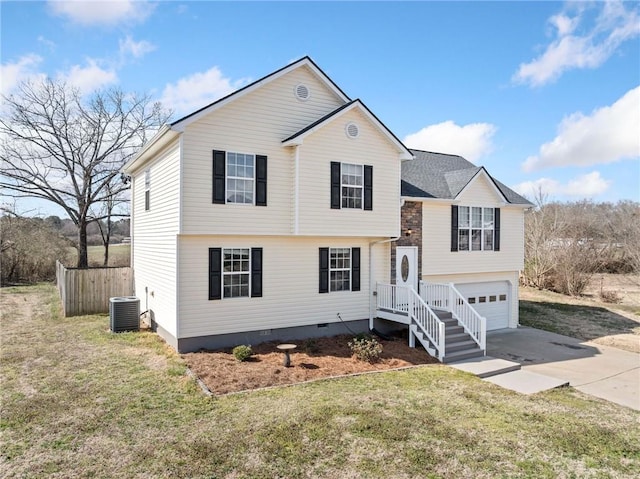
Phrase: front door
[{"left": 396, "top": 246, "right": 418, "bottom": 307}]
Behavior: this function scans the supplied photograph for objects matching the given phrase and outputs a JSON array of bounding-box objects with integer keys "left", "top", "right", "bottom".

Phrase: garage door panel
[{"left": 456, "top": 281, "right": 509, "bottom": 330}]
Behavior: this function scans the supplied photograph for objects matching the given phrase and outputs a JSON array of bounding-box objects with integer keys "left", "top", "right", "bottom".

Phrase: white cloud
[
  {"left": 160, "top": 67, "right": 250, "bottom": 116},
  {"left": 48, "top": 0, "right": 155, "bottom": 27},
  {"left": 513, "top": 1, "right": 640, "bottom": 86},
  {"left": 57, "top": 59, "right": 118, "bottom": 94},
  {"left": 1, "top": 54, "right": 44, "bottom": 96},
  {"left": 402, "top": 120, "right": 497, "bottom": 162},
  {"left": 523, "top": 86, "right": 640, "bottom": 172},
  {"left": 119, "top": 35, "right": 155, "bottom": 60},
  {"left": 513, "top": 171, "right": 612, "bottom": 199}
]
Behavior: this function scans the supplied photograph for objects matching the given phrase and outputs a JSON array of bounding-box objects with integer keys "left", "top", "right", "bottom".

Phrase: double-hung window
[
  {"left": 319, "top": 247, "right": 360, "bottom": 293},
  {"left": 223, "top": 248, "right": 250, "bottom": 297},
  {"left": 330, "top": 162, "right": 372, "bottom": 210},
  {"left": 212, "top": 150, "right": 267, "bottom": 206},
  {"left": 329, "top": 248, "right": 351, "bottom": 291},
  {"left": 144, "top": 169, "right": 151, "bottom": 211},
  {"left": 226, "top": 153, "right": 254, "bottom": 204},
  {"left": 341, "top": 163, "right": 363, "bottom": 209},
  {"left": 208, "top": 247, "right": 263, "bottom": 300},
  {"left": 453, "top": 206, "right": 500, "bottom": 252}
]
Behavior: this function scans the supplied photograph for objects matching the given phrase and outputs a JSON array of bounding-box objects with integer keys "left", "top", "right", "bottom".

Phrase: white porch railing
[
  {"left": 420, "top": 281, "right": 486, "bottom": 352},
  {"left": 376, "top": 283, "right": 445, "bottom": 361}
]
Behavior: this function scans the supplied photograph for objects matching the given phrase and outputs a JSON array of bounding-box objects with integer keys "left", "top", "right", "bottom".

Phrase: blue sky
[{"left": 2, "top": 0, "right": 639, "bottom": 217}]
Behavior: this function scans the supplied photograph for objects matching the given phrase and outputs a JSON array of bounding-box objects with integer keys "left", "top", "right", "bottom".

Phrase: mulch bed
[{"left": 182, "top": 333, "right": 438, "bottom": 395}]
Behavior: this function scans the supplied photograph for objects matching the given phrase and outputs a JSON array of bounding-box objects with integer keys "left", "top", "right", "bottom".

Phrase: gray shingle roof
[{"left": 402, "top": 149, "right": 532, "bottom": 205}]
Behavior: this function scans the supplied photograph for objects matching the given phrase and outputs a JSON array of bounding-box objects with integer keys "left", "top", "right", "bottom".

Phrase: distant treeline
[
  {"left": 523, "top": 199, "right": 639, "bottom": 297},
  {"left": 1, "top": 215, "right": 130, "bottom": 285}
]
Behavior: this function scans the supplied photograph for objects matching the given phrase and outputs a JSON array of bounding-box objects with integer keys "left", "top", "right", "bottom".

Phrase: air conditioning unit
[{"left": 109, "top": 296, "right": 140, "bottom": 332}]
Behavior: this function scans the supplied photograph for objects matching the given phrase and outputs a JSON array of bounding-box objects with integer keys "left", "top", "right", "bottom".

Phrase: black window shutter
[
  {"left": 451, "top": 205, "right": 459, "bottom": 252},
  {"left": 351, "top": 247, "right": 361, "bottom": 291},
  {"left": 208, "top": 248, "right": 222, "bottom": 300},
  {"left": 251, "top": 248, "right": 263, "bottom": 297},
  {"left": 319, "top": 247, "right": 329, "bottom": 293},
  {"left": 494, "top": 208, "right": 501, "bottom": 251},
  {"left": 330, "top": 162, "right": 341, "bottom": 209},
  {"left": 255, "top": 155, "right": 267, "bottom": 206},
  {"left": 212, "top": 150, "right": 226, "bottom": 204},
  {"left": 145, "top": 190, "right": 150, "bottom": 211},
  {"left": 364, "top": 165, "right": 373, "bottom": 211}
]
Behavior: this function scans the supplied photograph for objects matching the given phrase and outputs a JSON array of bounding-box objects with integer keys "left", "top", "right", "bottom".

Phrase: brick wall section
[{"left": 391, "top": 201, "right": 422, "bottom": 284}]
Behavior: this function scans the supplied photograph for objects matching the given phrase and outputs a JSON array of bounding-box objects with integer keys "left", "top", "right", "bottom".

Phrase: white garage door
[{"left": 455, "top": 281, "right": 510, "bottom": 330}]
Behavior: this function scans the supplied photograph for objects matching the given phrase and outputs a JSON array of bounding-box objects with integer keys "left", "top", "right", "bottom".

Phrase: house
[
  {"left": 122, "top": 57, "right": 413, "bottom": 353},
  {"left": 123, "top": 57, "right": 532, "bottom": 361}
]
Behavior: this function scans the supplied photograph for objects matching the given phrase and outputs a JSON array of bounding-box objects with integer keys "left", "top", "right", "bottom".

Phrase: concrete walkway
[{"left": 486, "top": 327, "right": 640, "bottom": 411}]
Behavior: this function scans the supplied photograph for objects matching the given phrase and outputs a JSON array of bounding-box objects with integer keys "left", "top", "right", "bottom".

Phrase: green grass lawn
[{"left": 2, "top": 284, "right": 639, "bottom": 478}]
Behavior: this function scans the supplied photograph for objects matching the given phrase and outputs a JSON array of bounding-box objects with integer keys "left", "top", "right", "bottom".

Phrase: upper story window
[
  {"left": 341, "top": 163, "right": 363, "bottom": 209},
  {"left": 330, "top": 162, "right": 372, "bottom": 210},
  {"left": 212, "top": 150, "right": 267, "bottom": 206},
  {"left": 226, "top": 153, "right": 254, "bottom": 204},
  {"left": 452, "top": 206, "right": 500, "bottom": 252},
  {"left": 144, "top": 169, "right": 151, "bottom": 211}
]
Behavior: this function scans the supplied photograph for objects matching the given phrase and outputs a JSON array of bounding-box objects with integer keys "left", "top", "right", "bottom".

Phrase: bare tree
[
  {"left": 91, "top": 176, "right": 129, "bottom": 266},
  {"left": 0, "top": 79, "right": 170, "bottom": 267}
]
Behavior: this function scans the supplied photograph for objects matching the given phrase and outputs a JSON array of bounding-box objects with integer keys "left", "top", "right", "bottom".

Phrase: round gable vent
[
  {"left": 294, "top": 84, "right": 310, "bottom": 101},
  {"left": 345, "top": 122, "right": 359, "bottom": 139}
]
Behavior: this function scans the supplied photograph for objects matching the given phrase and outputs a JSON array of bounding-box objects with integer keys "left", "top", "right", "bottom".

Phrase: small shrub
[
  {"left": 348, "top": 335, "right": 383, "bottom": 363},
  {"left": 232, "top": 345, "right": 252, "bottom": 362},
  {"left": 303, "top": 338, "right": 320, "bottom": 354},
  {"left": 599, "top": 290, "right": 622, "bottom": 304}
]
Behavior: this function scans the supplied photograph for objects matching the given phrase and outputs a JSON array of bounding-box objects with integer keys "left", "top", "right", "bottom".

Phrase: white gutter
[
  {"left": 294, "top": 145, "right": 300, "bottom": 234},
  {"left": 368, "top": 196, "right": 404, "bottom": 329}
]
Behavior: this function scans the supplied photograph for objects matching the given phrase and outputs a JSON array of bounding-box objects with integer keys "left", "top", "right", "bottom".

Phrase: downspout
[
  {"left": 294, "top": 145, "right": 300, "bottom": 235},
  {"left": 368, "top": 198, "right": 404, "bottom": 329}
]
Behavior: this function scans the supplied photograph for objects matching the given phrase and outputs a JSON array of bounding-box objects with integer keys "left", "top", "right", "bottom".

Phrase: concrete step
[
  {"left": 484, "top": 370, "right": 569, "bottom": 395},
  {"left": 442, "top": 347, "right": 484, "bottom": 363},
  {"left": 449, "top": 356, "right": 521, "bottom": 378}
]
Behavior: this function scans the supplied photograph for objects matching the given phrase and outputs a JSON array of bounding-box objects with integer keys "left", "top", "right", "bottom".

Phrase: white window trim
[
  {"left": 458, "top": 206, "right": 495, "bottom": 251},
  {"left": 144, "top": 169, "right": 151, "bottom": 211},
  {"left": 222, "top": 247, "right": 251, "bottom": 299},
  {"left": 340, "top": 163, "right": 364, "bottom": 210},
  {"left": 329, "top": 247, "right": 351, "bottom": 292},
  {"left": 226, "top": 152, "right": 256, "bottom": 205}
]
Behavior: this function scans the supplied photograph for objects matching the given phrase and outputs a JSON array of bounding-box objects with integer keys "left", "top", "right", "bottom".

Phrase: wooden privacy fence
[{"left": 56, "top": 260, "right": 134, "bottom": 317}]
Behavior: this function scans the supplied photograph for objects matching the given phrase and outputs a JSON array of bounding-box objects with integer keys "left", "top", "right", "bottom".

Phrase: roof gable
[
  {"left": 282, "top": 99, "right": 413, "bottom": 160},
  {"left": 171, "top": 57, "right": 350, "bottom": 132},
  {"left": 401, "top": 149, "right": 532, "bottom": 205}
]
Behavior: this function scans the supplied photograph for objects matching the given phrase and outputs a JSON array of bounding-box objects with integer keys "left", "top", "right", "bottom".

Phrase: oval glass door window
[{"left": 401, "top": 255, "right": 409, "bottom": 282}]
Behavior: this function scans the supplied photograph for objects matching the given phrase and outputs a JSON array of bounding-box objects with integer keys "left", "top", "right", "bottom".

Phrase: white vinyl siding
[
  {"left": 420, "top": 175, "right": 525, "bottom": 276},
  {"left": 298, "top": 108, "right": 401, "bottom": 236},
  {"left": 131, "top": 140, "right": 180, "bottom": 338},
  {"left": 180, "top": 65, "right": 344, "bottom": 235},
  {"left": 177, "top": 236, "right": 389, "bottom": 338}
]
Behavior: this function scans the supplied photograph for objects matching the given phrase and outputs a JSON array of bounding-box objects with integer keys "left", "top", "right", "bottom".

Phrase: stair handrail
[
  {"left": 408, "top": 286, "right": 445, "bottom": 361},
  {"left": 420, "top": 281, "right": 485, "bottom": 352},
  {"left": 448, "top": 283, "right": 486, "bottom": 352}
]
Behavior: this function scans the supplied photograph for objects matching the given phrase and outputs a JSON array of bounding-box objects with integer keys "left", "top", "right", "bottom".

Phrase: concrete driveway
[{"left": 487, "top": 327, "right": 640, "bottom": 411}]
